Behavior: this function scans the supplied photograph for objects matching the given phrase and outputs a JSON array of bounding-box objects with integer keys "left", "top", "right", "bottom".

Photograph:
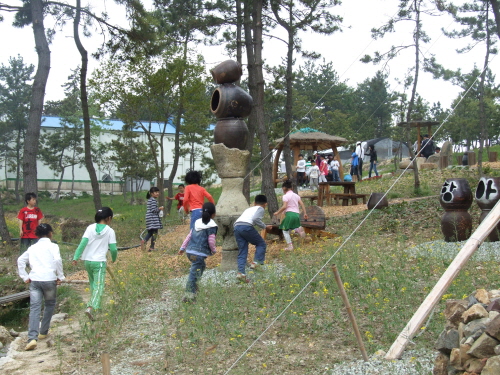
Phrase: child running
[
  {"left": 234, "top": 195, "right": 273, "bottom": 283},
  {"left": 179, "top": 202, "right": 217, "bottom": 303},
  {"left": 18, "top": 224, "right": 64, "bottom": 351},
  {"left": 273, "top": 180, "right": 309, "bottom": 251},
  {"left": 142, "top": 187, "right": 164, "bottom": 252},
  {"left": 183, "top": 171, "right": 215, "bottom": 230},
  {"left": 72, "top": 207, "right": 117, "bottom": 321},
  {"left": 18, "top": 192, "right": 44, "bottom": 253},
  {"left": 166, "top": 184, "right": 185, "bottom": 220}
]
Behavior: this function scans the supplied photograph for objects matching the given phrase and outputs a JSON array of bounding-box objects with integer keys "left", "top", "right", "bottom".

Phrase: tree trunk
[
  {"left": 74, "top": 0, "right": 101, "bottom": 209},
  {"left": 282, "top": 7, "right": 294, "bottom": 188},
  {"left": 166, "top": 38, "right": 188, "bottom": 214},
  {"left": 250, "top": 0, "right": 279, "bottom": 214},
  {"left": 0, "top": 191, "right": 12, "bottom": 245},
  {"left": 56, "top": 167, "right": 65, "bottom": 203},
  {"left": 407, "top": 0, "right": 421, "bottom": 193},
  {"left": 23, "top": 0, "right": 51, "bottom": 196},
  {"left": 489, "top": 0, "right": 500, "bottom": 40},
  {"left": 242, "top": 1, "right": 258, "bottom": 203},
  {"left": 236, "top": 0, "right": 242, "bottom": 86},
  {"left": 15, "top": 128, "right": 21, "bottom": 203},
  {"left": 477, "top": 2, "right": 491, "bottom": 176}
]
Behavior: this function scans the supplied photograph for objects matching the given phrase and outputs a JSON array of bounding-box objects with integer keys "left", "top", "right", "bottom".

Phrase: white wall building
[{"left": 1, "top": 116, "right": 216, "bottom": 193}]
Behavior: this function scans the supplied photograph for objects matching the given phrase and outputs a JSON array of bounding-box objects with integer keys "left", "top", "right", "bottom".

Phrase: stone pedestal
[{"left": 211, "top": 144, "right": 250, "bottom": 270}]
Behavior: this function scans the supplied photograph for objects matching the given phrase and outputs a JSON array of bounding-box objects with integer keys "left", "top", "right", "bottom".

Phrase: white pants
[{"left": 319, "top": 174, "right": 327, "bottom": 183}]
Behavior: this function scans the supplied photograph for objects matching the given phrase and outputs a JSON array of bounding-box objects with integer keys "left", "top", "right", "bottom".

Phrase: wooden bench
[
  {"left": 331, "top": 193, "right": 369, "bottom": 206},
  {"left": 301, "top": 195, "right": 319, "bottom": 205},
  {"left": 261, "top": 206, "right": 336, "bottom": 240}
]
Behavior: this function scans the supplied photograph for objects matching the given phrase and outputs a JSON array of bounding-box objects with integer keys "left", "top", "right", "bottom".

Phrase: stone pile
[{"left": 433, "top": 289, "right": 500, "bottom": 374}]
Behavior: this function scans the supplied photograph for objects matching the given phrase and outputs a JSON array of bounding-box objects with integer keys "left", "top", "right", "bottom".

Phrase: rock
[
  {"left": 486, "top": 315, "right": 500, "bottom": 340},
  {"left": 476, "top": 289, "right": 491, "bottom": 305},
  {"left": 427, "top": 154, "right": 440, "bottom": 164},
  {"left": 482, "top": 355, "right": 500, "bottom": 375},
  {"left": 50, "top": 313, "right": 68, "bottom": 323},
  {"left": 441, "top": 141, "right": 453, "bottom": 156},
  {"left": 467, "top": 332, "right": 500, "bottom": 358},
  {"left": 399, "top": 159, "right": 412, "bottom": 169},
  {"left": 464, "top": 358, "right": 486, "bottom": 373},
  {"left": 445, "top": 300, "right": 468, "bottom": 327},
  {"left": 8, "top": 329, "right": 19, "bottom": 337},
  {"left": 435, "top": 328, "right": 460, "bottom": 355},
  {"left": 490, "top": 311, "right": 500, "bottom": 320},
  {"left": 468, "top": 295, "right": 479, "bottom": 308},
  {"left": 463, "top": 318, "right": 489, "bottom": 339},
  {"left": 433, "top": 352, "right": 450, "bottom": 375},
  {"left": 373, "top": 349, "right": 386, "bottom": 357},
  {"left": 450, "top": 348, "right": 464, "bottom": 370},
  {"left": 421, "top": 162, "right": 438, "bottom": 169},
  {"left": 489, "top": 291, "right": 500, "bottom": 299},
  {"left": 60, "top": 218, "right": 92, "bottom": 242},
  {"left": 210, "top": 143, "right": 251, "bottom": 178},
  {"left": 487, "top": 299, "right": 500, "bottom": 313},
  {"left": 0, "top": 326, "right": 12, "bottom": 345},
  {"left": 465, "top": 337, "right": 475, "bottom": 346},
  {"left": 495, "top": 344, "right": 500, "bottom": 355},
  {"left": 367, "top": 193, "right": 388, "bottom": 209},
  {"left": 0, "top": 342, "right": 3, "bottom": 349},
  {"left": 46, "top": 339, "right": 55, "bottom": 347},
  {"left": 463, "top": 304, "right": 489, "bottom": 323},
  {"left": 459, "top": 343, "right": 473, "bottom": 367}
]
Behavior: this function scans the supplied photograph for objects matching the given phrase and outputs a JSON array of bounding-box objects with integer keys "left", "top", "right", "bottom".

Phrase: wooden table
[{"left": 318, "top": 181, "right": 357, "bottom": 206}]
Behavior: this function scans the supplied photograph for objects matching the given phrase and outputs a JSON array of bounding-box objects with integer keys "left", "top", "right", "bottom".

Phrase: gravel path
[{"left": 406, "top": 239, "right": 500, "bottom": 261}]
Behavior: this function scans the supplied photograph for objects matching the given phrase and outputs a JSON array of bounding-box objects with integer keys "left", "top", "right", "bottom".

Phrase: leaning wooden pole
[
  {"left": 385, "top": 199, "right": 500, "bottom": 360},
  {"left": 332, "top": 264, "right": 369, "bottom": 361}
]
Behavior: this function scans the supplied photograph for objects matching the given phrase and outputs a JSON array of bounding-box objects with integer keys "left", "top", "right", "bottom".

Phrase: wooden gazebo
[{"left": 272, "top": 130, "right": 349, "bottom": 186}]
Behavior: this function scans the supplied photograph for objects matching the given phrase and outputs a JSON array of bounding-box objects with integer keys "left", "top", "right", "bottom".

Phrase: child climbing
[{"left": 179, "top": 202, "right": 217, "bottom": 303}]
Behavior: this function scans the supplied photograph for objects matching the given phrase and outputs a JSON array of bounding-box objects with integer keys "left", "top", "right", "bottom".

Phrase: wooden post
[
  {"left": 332, "top": 264, "right": 369, "bottom": 362},
  {"left": 101, "top": 353, "right": 111, "bottom": 375},
  {"left": 385, "top": 199, "right": 500, "bottom": 360},
  {"left": 273, "top": 146, "right": 283, "bottom": 187}
]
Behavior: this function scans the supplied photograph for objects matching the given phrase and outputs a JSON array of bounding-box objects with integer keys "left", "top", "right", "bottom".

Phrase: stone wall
[{"left": 433, "top": 289, "right": 500, "bottom": 374}]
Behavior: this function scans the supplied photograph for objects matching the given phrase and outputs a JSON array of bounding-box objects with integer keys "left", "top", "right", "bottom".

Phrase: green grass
[{"left": 1, "top": 167, "right": 499, "bottom": 372}]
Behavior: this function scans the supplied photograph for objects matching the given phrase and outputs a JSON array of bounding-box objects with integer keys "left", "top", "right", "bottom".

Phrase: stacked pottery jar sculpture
[
  {"left": 475, "top": 176, "right": 500, "bottom": 241},
  {"left": 209, "top": 60, "right": 253, "bottom": 270},
  {"left": 440, "top": 178, "right": 473, "bottom": 242}
]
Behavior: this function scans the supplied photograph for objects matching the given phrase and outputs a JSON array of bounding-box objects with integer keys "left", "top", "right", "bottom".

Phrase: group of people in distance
[
  {"left": 15, "top": 169, "right": 309, "bottom": 349},
  {"left": 350, "top": 142, "right": 379, "bottom": 182},
  {"left": 291, "top": 152, "right": 341, "bottom": 192}
]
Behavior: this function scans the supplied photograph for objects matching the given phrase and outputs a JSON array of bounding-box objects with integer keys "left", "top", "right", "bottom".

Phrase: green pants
[{"left": 84, "top": 261, "right": 107, "bottom": 310}]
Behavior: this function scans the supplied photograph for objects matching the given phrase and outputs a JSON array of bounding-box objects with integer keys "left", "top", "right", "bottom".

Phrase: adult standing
[
  {"left": 420, "top": 134, "right": 435, "bottom": 159},
  {"left": 366, "top": 145, "right": 379, "bottom": 178},
  {"left": 350, "top": 151, "right": 360, "bottom": 181},
  {"left": 355, "top": 142, "right": 365, "bottom": 179}
]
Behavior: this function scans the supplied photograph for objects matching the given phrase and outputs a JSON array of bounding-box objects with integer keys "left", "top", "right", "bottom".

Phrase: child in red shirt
[
  {"left": 183, "top": 171, "right": 214, "bottom": 230},
  {"left": 17, "top": 192, "right": 44, "bottom": 253}
]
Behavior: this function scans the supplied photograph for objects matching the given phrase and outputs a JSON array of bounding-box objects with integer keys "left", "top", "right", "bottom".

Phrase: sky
[{"left": 0, "top": 0, "right": 497, "bottom": 114}]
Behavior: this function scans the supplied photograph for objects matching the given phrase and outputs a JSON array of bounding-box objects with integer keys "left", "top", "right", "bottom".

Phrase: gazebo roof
[{"left": 273, "top": 130, "right": 348, "bottom": 150}]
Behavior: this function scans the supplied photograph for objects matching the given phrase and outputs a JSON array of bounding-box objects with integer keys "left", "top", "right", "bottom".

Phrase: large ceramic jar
[
  {"left": 476, "top": 176, "right": 500, "bottom": 241},
  {"left": 440, "top": 178, "right": 473, "bottom": 242},
  {"left": 210, "top": 60, "right": 243, "bottom": 84},
  {"left": 211, "top": 83, "right": 253, "bottom": 119},
  {"left": 213, "top": 118, "right": 249, "bottom": 150}
]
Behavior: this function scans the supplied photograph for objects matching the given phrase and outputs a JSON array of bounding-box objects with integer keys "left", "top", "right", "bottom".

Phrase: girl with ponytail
[
  {"left": 273, "top": 180, "right": 308, "bottom": 251},
  {"left": 178, "top": 202, "right": 217, "bottom": 303}
]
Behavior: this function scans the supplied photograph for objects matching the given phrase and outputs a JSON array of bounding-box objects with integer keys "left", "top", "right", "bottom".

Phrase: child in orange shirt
[{"left": 183, "top": 171, "right": 215, "bottom": 230}]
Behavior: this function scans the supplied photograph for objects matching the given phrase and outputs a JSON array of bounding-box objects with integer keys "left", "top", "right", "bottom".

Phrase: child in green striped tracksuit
[{"left": 72, "top": 207, "right": 117, "bottom": 321}]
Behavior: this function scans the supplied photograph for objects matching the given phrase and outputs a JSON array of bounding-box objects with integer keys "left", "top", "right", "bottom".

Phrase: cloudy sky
[{"left": 0, "top": 0, "right": 497, "bottom": 112}]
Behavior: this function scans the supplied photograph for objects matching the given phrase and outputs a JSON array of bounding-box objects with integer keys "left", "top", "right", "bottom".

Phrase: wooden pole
[
  {"left": 385, "top": 199, "right": 500, "bottom": 360},
  {"left": 101, "top": 352, "right": 111, "bottom": 375},
  {"left": 332, "top": 264, "right": 369, "bottom": 361}
]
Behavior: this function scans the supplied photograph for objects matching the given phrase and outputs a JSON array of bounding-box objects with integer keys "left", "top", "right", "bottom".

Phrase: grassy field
[{"left": 1, "top": 169, "right": 499, "bottom": 374}]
